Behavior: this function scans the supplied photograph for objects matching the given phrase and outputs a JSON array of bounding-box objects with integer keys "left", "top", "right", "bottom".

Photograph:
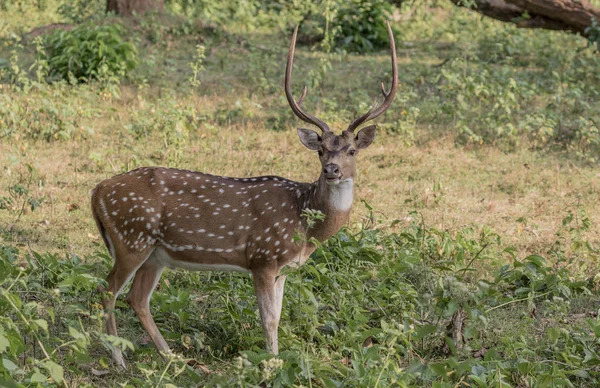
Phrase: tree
[
  {"left": 448, "top": 0, "right": 600, "bottom": 36},
  {"left": 106, "top": 0, "right": 164, "bottom": 16}
]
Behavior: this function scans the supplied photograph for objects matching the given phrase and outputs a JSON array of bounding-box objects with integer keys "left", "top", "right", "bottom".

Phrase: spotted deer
[{"left": 91, "top": 22, "right": 398, "bottom": 367}]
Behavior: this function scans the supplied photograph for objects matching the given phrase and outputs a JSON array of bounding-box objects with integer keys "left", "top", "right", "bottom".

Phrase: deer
[{"left": 91, "top": 22, "right": 398, "bottom": 368}]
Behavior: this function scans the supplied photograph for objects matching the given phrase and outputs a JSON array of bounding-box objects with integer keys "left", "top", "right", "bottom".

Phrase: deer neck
[{"left": 305, "top": 176, "right": 354, "bottom": 242}]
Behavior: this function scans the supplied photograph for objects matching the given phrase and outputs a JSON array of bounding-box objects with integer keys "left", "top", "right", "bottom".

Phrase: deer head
[{"left": 285, "top": 21, "right": 398, "bottom": 193}]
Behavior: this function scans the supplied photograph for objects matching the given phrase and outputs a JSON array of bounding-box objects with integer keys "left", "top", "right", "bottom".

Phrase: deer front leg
[
  {"left": 253, "top": 270, "right": 286, "bottom": 355},
  {"left": 125, "top": 257, "right": 171, "bottom": 356}
]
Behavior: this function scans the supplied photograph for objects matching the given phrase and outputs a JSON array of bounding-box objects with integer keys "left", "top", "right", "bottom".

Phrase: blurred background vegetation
[{"left": 1, "top": 0, "right": 599, "bottom": 155}]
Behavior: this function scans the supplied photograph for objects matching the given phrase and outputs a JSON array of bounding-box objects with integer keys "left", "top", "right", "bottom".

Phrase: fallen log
[{"left": 448, "top": 0, "right": 600, "bottom": 36}]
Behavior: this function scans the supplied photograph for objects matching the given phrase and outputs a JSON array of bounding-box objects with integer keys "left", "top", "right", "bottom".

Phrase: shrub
[
  {"left": 585, "top": 18, "right": 600, "bottom": 51},
  {"left": 333, "top": 0, "right": 394, "bottom": 53},
  {"left": 42, "top": 23, "right": 138, "bottom": 82}
]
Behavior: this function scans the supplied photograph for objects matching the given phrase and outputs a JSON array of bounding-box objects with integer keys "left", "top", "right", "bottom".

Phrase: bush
[
  {"left": 333, "top": 0, "right": 394, "bottom": 53},
  {"left": 42, "top": 23, "right": 138, "bottom": 82}
]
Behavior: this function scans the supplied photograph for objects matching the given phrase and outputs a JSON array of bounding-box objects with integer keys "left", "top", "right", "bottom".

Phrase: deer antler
[
  {"left": 285, "top": 26, "right": 331, "bottom": 133},
  {"left": 346, "top": 21, "right": 398, "bottom": 133}
]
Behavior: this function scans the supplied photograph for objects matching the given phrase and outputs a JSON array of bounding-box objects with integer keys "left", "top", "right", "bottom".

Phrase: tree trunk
[
  {"left": 448, "top": 0, "right": 600, "bottom": 36},
  {"left": 106, "top": 0, "right": 164, "bottom": 16}
]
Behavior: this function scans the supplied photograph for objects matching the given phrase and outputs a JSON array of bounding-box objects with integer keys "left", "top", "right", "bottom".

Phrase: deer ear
[
  {"left": 297, "top": 128, "right": 321, "bottom": 150},
  {"left": 355, "top": 125, "right": 376, "bottom": 149}
]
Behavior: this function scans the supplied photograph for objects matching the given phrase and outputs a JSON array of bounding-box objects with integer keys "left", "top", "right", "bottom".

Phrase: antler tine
[
  {"left": 285, "top": 26, "right": 331, "bottom": 133},
  {"left": 297, "top": 85, "right": 308, "bottom": 106},
  {"left": 347, "top": 21, "right": 398, "bottom": 133},
  {"left": 381, "top": 82, "right": 389, "bottom": 97}
]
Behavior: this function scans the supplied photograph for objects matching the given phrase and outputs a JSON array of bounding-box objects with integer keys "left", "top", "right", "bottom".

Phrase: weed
[
  {"left": 188, "top": 44, "right": 206, "bottom": 89},
  {"left": 0, "top": 164, "right": 44, "bottom": 224}
]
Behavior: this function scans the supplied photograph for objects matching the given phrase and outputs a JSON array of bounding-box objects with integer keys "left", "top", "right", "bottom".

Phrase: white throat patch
[{"left": 327, "top": 179, "right": 354, "bottom": 211}]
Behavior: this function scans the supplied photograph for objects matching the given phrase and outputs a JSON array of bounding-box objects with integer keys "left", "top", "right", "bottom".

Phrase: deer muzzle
[{"left": 323, "top": 164, "right": 342, "bottom": 184}]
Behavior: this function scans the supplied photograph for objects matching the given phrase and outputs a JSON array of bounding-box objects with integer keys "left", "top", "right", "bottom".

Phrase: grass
[
  {"left": 2, "top": 132, "right": 598, "bottom": 259},
  {"left": 0, "top": 1, "right": 599, "bottom": 386}
]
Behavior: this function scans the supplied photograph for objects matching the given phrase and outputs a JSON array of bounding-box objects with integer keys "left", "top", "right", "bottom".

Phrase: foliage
[
  {"left": 333, "top": 0, "right": 394, "bottom": 53},
  {"left": 42, "top": 23, "right": 138, "bottom": 83},
  {"left": 56, "top": 0, "right": 104, "bottom": 23},
  {"left": 0, "top": 208, "right": 597, "bottom": 386},
  {"left": 585, "top": 18, "right": 600, "bottom": 51},
  {"left": 0, "top": 80, "right": 98, "bottom": 141},
  {"left": 0, "top": 247, "right": 134, "bottom": 387},
  {"left": 188, "top": 44, "right": 206, "bottom": 88},
  {"left": 166, "top": 0, "right": 393, "bottom": 54},
  {"left": 123, "top": 94, "right": 208, "bottom": 164},
  {"left": 1, "top": 1, "right": 598, "bottom": 155},
  {"left": 0, "top": 163, "right": 44, "bottom": 224}
]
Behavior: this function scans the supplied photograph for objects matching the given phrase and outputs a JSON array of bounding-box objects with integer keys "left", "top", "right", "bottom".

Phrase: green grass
[{"left": 0, "top": 1, "right": 599, "bottom": 386}]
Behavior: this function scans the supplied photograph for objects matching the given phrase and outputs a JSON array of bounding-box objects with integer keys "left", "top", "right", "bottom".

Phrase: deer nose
[{"left": 323, "top": 164, "right": 341, "bottom": 178}]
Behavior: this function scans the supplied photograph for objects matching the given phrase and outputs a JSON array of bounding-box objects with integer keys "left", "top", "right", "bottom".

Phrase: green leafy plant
[
  {"left": 333, "top": 0, "right": 394, "bottom": 53},
  {"left": 57, "top": 0, "right": 104, "bottom": 23},
  {"left": 42, "top": 23, "right": 138, "bottom": 83},
  {"left": 0, "top": 164, "right": 44, "bottom": 223},
  {"left": 0, "top": 204, "right": 598, "bottom": 386},
  {"left": 585, "top": 18, "right": 600, "bottom": 51},
  {"left": 189, "top": 44, "right": 206, "bottom": 89}
]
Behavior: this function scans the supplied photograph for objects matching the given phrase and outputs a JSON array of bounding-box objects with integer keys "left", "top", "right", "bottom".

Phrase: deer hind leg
[
  {"left": 99, "top": 246, "right": 154, "bottom": 368},
  {"left": 125, "top": 252, "right": 170, "bottom": 356},
  {"left": 253, "top": 270, "right": 286, "bottom": 355}
]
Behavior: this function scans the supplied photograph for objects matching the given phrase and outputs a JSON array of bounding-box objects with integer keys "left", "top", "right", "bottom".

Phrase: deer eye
[
  {"left": 317, "top": 150, "right": 323, "bottom": 156},
  {"left": 348, "top": 149, "right": 356, "bottom": 156}
]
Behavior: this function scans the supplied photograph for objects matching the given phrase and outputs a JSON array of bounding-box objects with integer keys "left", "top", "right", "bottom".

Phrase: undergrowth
[
  {"left": 0, "top": 207, "right": 598, "bottom": 386},
  {"left": 42, "top": 23, "right": 138, "bottom": 83},
  {"left": 0, "top": 2, "right": 598, "bottom": 159}
]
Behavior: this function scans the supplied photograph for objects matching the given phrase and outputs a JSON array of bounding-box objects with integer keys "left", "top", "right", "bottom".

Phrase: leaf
[
  {"left": 2, "top": 358, "right": 18, "bottom": 372},
  {"left": 322, "top": 377, "right": 341, "bottom": 388},
  {"left": 483, "top": 348, "right": 502, "bottom": 361},
  {"left": 43, "top": 360, "right": 64, "bottom": 384},
  {"left": 351, "top": 359, "right": 365, "bottom": 378},
  {"left": 502, "top": 246, "right": 518, "bottom": 259},
  {"left": 592, "top": 321, "right": 600, "bottom": 338},
  {"left": 0, "top": 376, "right": 20, "bottom": 388},
  {"left": 471, "top": 364, "right": 487, "bottom": 376},
  {"left": 0, "top": 328, "right": 9, "bottom": 354},
  {"left": 569, "top": 369, "right": 590, "bottom": 379},
  {"left": 30, "top": 371, "right": 47, "bottom": 383},
  {"left": 470, "top": 374, "right": 489, "bottom": 387},
  {"left": 33, "top": 319, "right": 48, "bottom": 333},
  {"left": 524, "top": 254, "right": 547, "bottom": 268},
  {"left": 444, "top": 300, "right": 459, "bottom": 317},
  {"left": 515, "top": 287, "right": 531, "bottom": 295},
  {"left": 240, "top": 351, "right": 270, "bottom": 365},
  {"left": 68, "top": 326, "right": 85, "bottom": 340},
  {"left": 415, "top": 324, "right": 437, "bottom": 340},
  {"left": 429, "top": 362, "right": 447, "bottom": 376},
  {"left": 547, "top": 327, "right": 561, "bottom": 343},
  {"left": 103, "top": 334, "right": 135, "bottom": 352}
]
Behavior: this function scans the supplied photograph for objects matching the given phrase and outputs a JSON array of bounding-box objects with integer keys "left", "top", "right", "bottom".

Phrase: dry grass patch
[{"left": 1, "top": 125, "right": 598, "bottom": 269}]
